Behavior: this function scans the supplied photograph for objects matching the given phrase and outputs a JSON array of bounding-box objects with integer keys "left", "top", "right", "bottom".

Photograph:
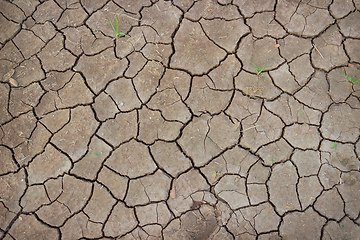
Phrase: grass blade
[
  {"left": 116, "top": 17, "right": 119, "bottom": 37},
  {"left": 341, "top": 75, "right": 360, "bottom": 83},
  {"left": 119, "top": 32, "right": 129, "bottom": 37},
  {"left": 109, "top": 19, "right": 116, "bottom": 36},
  {"left": 251, "top": 63, "right": 261, "bottom": 74},
  {"left": 341, "top": 75, "right": 353, "bottom": 81}
]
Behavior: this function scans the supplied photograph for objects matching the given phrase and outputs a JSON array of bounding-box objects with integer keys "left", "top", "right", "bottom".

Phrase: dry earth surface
[{"left": 1, "top": 0, "right": 360, "bottom": 239}]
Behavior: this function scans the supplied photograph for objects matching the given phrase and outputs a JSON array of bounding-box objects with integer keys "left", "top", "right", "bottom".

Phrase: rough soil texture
[{"left": 1, "top": 0, "right": 360, "bottom": 239}]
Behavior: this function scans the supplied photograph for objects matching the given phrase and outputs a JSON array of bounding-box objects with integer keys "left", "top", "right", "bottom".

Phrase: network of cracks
[{"left": 1, "top": 0, "right": 360, "bottom": 239}]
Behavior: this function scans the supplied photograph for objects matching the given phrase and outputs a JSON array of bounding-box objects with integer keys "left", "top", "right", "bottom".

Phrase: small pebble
[{"left": 9, "top": 78, "right": 18, "bottom": 87}]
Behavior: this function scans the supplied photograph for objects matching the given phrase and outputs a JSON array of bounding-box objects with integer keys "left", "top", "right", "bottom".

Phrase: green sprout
[
  {"left": 341, "top": 75, "right": 360, "bottom": 83},
  {"left": 109, "top": 17, "right": 129, "bottom": 38},
  {"left": 211, "top": 171, "right": 222, "bottom": 176},
  {"left": 252, "top": 63, "right": 270, "bottom": 80},
  {"left": 331, "top": 142, "right": 337, "bottom": 149}
]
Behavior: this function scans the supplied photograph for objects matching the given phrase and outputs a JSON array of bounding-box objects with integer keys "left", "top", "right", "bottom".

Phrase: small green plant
[
  {"left": 331, "top": 142, "right": 337, "bottom": 149},
  {"left": 84, "top": 152, "right": 100, "bottom": 157},
  {"left": 252, "top": 63, "right": 270, "bottom": 80},
  {"left": 211, "top": 171, "right": 222, "bottom": 177},
  {"left": 341, "top": 75, "right": 360, "bottom": 83},
  {"left": 109, "top": 17, "right": 129, "bottom": 38}
]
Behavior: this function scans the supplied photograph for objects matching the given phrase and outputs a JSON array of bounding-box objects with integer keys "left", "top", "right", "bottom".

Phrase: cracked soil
[{"left": 1, "top": 0, "right": 360, "bottom": 239}]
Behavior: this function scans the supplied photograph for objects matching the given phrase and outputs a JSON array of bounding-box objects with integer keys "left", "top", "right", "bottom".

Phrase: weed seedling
[
  {"left": 211, "top": 171, "right": 222, "bottom": 177},
  {"left": 331, "top": 142, "right": 337, "bottom": 149},
  {"left": 341, "top": 75, "right": 360, "bottom": 83},
  {"left": 109, "top": 17, "right": 129, "bottom": 38},
  {"left": 252, "top": 63, "right": 270, "bottom": 80}
]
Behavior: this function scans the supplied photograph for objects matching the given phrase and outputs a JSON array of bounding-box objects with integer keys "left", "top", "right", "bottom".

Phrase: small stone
[
  {"left": 8, "top": 78, "right": 18, "bottom": 87},
  {"left": 170, "top": 187, "right": 176, "bottom": 199}
]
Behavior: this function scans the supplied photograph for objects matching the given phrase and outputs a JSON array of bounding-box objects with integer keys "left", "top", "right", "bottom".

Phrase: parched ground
[{"left": 0, "top": 0, "right": 360, "bottom": 239}]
